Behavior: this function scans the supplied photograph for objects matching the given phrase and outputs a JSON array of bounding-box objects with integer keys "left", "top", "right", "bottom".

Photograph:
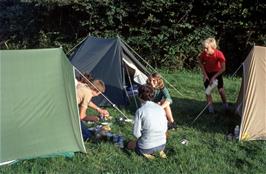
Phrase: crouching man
[{"left": 76, "top": 79, "right": 109, "bottom": 140}]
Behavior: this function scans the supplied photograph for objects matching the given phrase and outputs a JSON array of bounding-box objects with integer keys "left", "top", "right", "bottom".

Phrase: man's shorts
[
  {"left": 204, "top": 72, "right": 224, "bottom": 89},
  {"left": 80, "top": 121, "right": 93, "bottom": 141}
]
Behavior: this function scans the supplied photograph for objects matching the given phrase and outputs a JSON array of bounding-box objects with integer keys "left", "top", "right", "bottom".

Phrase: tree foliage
[{"left": 0, "top": 0, "right": 265, "bottom": 73}]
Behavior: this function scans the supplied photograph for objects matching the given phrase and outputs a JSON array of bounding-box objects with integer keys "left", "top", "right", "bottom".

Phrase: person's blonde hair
[
  {"left": 203, "top": 37, "right": 217, "bottom": 49},
  {"left": 89, "top": 79, "right": 105, "bottom": 93},
  {"left": 146, "top": 73, "right": 165, "bottom": 89}
]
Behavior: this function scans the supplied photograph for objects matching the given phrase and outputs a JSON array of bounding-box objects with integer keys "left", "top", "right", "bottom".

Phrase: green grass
[{"left": 1, "top": 70, "right": 266, "bottom": 174}]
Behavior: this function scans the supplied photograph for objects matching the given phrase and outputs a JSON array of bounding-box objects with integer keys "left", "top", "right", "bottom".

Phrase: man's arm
[
  {"left": 79, "top": 91, "right": 93, "bottom": 120},
  {"left": 88, "top": 101, "right": 109, "bottom": 117},
  {"left": 79, "top": 106, "right": 87, "bottom": 120},
  {"left": 198, "top": 56, "right": 208, "bottom": 81}
]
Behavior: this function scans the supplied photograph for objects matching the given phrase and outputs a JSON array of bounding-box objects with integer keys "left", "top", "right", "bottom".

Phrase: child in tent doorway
[
  {"left": 76, "top": 78, "right": 109, "bottom": 140},
  {"left": 127, "top": 85, "right": 168, "bottom": 159},
  {"left": 198, "top": 37, "right": 228, "bottom": 113},
  {"left": 146, "top": 73, "right": 177, "bottom": 130}
]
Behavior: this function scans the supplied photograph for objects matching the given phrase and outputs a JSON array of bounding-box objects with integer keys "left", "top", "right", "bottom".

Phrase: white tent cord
[
  {"left": 161, "top": 77, "right": 183, "bottom": 96},
  {"left": 231, "top": 63, "right": 243, "bottom": 77},
  {"left": 125, "top": 65, "right": 139, "bottom": 109},
  {"left": 74, "top": 67, "right": 130, "bottom": 120},
  {"left": 119, "top": 37, "right": 183, "bottom": 96},
  {"left": 191, "top": 103, "right": 210, "bottom": 124}
]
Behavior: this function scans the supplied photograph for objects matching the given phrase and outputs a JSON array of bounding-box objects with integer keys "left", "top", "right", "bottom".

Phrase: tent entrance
[{"left": 70, "top": 36, "right": 149, "bottom": 107}]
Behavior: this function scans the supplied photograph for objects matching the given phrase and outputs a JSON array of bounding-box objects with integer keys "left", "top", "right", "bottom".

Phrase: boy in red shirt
[{"left": 198, "top": 38, "right": 228, "bottom": 113}]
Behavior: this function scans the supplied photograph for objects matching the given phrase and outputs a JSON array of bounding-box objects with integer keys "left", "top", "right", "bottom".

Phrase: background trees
[{"left": 1, "top": 0, "right": 265, "bottom": 74}]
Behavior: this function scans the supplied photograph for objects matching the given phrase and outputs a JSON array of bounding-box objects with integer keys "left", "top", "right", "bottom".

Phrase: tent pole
[
  {"left": 74, "top": 67, "right": 131, "bottom": 120},
  {"left": 125, "top": 64, "right": 139, "bottom": 109},
  {"left": 119, "top": 36, "right": 154, "bottom": 73},
  {"left": 119, "top": 37, "right": 183, "bottom": 96},
  {"left": 66, "top": 36, "right": 88, "bottom": 56}
]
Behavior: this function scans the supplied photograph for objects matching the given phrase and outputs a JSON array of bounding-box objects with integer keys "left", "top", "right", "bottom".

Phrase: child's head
[
  {"left": 202, "top": 38, "right": 217, "bottom": 55},
  {"left": 138, "top": 85, "right": 154, "bottom": 101},
  {"left": 202, "top": 37, "right": 217, "bottom": 49},
  {"left": 78, "top": 73, "right": 94, "bottom": 84},
  {"left": 147, "top": 73, "right": 164, "bottom": 89},
  {"left": 89, "top": 79, "right": 105, "bottom": 96}
]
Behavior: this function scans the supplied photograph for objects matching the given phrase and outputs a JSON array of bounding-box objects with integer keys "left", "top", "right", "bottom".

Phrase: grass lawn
[{"left": 1, "top": 70, "right": 266, "bottom": 174}]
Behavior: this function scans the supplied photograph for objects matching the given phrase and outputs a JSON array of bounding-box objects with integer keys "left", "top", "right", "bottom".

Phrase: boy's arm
[
  {"left": 133, "top": 111, "right": 142, "bottom": 138},
  {"left": 88, "top": 101, "right": 109, "bottom": 117}
]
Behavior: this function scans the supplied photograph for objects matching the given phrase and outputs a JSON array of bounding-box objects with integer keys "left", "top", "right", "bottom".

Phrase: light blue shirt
[{"left": 133, "top": 101, "right": 167, "bottom": 149}]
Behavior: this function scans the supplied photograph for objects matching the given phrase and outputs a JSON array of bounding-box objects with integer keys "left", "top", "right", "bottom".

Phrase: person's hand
[
  {"left": 151, "top": 79, "right": 157, "bottom": 88},
  {"left": 99, "top": 108, "right": 109, "bottom": 117},
  {"left": 210, "top": 77, "right": 216, "bottom": 85},
  {"left": 203, "top": 75, "right": 209, "bottom": 82}
]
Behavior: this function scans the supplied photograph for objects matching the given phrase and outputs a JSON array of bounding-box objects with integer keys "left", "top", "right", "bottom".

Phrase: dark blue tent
[{"left": 70, "top": 36, "right": 149, "bottom": 106}]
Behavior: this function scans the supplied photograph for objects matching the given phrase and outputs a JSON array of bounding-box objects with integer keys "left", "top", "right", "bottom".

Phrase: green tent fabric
[{"left": 0, "top": 48, "right": 86, "bottom": 163}]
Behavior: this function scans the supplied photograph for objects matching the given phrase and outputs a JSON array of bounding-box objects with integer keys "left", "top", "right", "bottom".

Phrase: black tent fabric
[{"left": 70, "top": 36, "right": 149, "bottom": 106}]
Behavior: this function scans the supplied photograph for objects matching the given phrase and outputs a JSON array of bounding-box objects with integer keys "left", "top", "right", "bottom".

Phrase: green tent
[{"left": 0, "top": 48, "right": 86, "bottom": 164}]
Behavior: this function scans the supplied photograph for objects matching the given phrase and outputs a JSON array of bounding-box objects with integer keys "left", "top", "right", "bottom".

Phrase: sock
[{"left": 208, "top": 105, "right": 214, "bottom": 113}]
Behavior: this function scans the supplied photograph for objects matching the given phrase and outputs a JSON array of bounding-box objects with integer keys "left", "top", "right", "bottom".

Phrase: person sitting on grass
[
  {"left": 146, "top": 73, "right": 176, "bottom": 130},
  {"left": 76, "top": 78, "right": 109, "bottom": 140},
  {"left": 127, "top": 85, "right": 168, "bottom": 160}
]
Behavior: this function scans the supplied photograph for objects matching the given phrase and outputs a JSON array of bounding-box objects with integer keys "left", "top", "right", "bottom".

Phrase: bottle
[
  {"left": 95, "top": 125, "right": 103, "bottom": 140},
  {"left": 205, "top": 79, "right": 218, "bottom": 95},
  {"left": 234, "top": 125, "right": 240, "bottom": 140}
]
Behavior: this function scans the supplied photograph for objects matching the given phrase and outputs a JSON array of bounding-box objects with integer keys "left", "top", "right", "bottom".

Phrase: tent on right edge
[{"left": 236, "top": 46, "right": 266, "bottom": 141}]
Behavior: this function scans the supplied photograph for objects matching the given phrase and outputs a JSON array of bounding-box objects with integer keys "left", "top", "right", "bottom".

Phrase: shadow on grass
[
  {"left": 171, "top": 97, "right": 241, "bottom": 134},
  {"left": 118, "top": 95, "right": 241, "bottom": 135}
]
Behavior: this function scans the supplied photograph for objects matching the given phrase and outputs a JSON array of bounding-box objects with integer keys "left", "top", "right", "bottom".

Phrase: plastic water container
[
  {"left": 205, "top": 79, "right": 218, "bottom": 95},
  {"left": 99, "top": 115, "right": 104, "bottom": 120},
  {"left": 234, "top": 125, "right": 240, "bottom": 139}
]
